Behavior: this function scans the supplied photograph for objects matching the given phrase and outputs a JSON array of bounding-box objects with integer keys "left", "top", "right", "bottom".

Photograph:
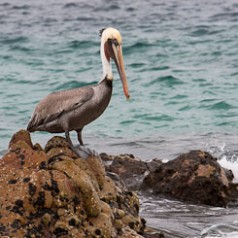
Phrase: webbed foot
[
  {"left": 73, "top": 145, "right": 98, "bottom": 159},
  {"left": 65, "top": 131, "right": 98, "bottom": 159}
]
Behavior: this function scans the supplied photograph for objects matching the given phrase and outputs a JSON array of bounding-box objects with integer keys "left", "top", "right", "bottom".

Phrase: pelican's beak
[{"left": 112, "top": 43, "right": 130, "bottom": 99}]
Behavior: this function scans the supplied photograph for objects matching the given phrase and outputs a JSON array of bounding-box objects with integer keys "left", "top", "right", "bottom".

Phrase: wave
[
  {"left": 189, "top": 25, "right": 225, "bottom": 37},
  {"left": 210, "top": 12, "right": 238, "bottom": 22},
  {"left": 54, "top": 80, "right": 95, "bottom": 91},
  {"left": 134, "top": 113, "right": 174, "bottom": 122},
  {"left": 210, "top": 101, "right": 234, "bottom": 110},
  {"left": 157, "top": 75, "right": 184, "bottom": 86},
  {"left": 123, "top": 42, "right": 152, "bottom": 55},
  {"left": 68, "top": 40, "right": 97, "bottom": 50},
  {"left": 11, "top": 5, "right": 30, "bottom": 10},
  {"left": 0, "top": 36, "right": 29, "bottom": 45}
]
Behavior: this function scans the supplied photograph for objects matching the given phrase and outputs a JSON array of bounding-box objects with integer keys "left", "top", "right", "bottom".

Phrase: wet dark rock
[
  {"left": 101, "top": 153, "right": 162, "bottom": 190},
  {"left": 141, "top": 150, "right": 238, "bottom": 207},
  {"left": 144, "top": 232, "right": 165, "bottom": 238}
]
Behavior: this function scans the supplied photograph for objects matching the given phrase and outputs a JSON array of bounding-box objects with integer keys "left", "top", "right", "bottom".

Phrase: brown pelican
[{"left": 27, "top": 27, "right": 129, "bottom": 157}]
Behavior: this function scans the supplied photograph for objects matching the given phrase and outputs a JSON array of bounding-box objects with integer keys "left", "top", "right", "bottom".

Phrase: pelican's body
[
  {"left": 27, "top": 27, "right": 129, "bottom": 151},
  {"left": 28, "top": 78, "right": 112, "bottom": 144}
]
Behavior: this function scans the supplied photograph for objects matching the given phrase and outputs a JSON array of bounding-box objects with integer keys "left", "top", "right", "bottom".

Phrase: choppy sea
[{"left": 1, "top": 0, "right": 238, "bottom": 237}]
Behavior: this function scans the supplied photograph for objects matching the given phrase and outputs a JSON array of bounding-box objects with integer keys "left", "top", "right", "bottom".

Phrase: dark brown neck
[
  {"left": 100, "top": 76, "right": 112, "bottom": 88},
  {"left": 105, "top": 77, "right": 113, "bottom": 88}
]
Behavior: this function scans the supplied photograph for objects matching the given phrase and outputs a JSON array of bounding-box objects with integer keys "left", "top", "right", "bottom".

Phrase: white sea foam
[
  {"left": 201, "top": 222, "right": 238, "bottom": 238},
  {"left": 219, "top": 156, "right": 238, "bottom": 183}
]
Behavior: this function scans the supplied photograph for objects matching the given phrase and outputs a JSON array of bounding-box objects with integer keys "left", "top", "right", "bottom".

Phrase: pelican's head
[{"left": 100, "top": 27, "right": 130, "bottom": 99}]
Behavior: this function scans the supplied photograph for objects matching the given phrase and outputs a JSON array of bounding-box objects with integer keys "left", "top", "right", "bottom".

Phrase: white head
[{"left": 100, "top": 27, "right": 130, "bottom": 99}]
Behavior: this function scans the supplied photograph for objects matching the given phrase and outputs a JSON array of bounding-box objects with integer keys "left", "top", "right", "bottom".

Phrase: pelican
[{"left": 27, "top": 27, "right": 129, "bottom": 157}]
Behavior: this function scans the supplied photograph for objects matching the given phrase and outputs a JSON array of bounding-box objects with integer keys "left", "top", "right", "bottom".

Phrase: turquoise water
[
  {"left": 1, "top": 0, "right": 238, "bottom": 152},
  {"left": 1, "top": 0, "right": 238, "bottom": 236}
]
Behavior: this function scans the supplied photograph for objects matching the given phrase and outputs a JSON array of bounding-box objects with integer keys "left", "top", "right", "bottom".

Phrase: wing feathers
[{"left": 27, "top": 86, "right": 94, "bottom": 131}]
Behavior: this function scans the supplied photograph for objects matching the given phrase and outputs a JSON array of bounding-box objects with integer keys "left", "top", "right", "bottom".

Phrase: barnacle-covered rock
[{"left": 0, "top": 130, "right": 146, "bottom": 237}]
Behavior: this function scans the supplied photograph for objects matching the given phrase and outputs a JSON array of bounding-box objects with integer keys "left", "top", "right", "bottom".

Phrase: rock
[
  {"left": 0, "top": 130, "right": 146, "bottom": 237},
  {"left": 8, "top": 129, "right": 34, "bottom": 149},
  {"left": 101, "top": 153, "right": 162, "bottom": 190},
  {"left": 141, "top": 150, "right": 238, "bottom": 207}
]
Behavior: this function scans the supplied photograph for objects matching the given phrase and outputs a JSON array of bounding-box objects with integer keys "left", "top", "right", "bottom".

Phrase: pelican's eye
[{"left": 108, "top": 38, "right": 119, "bottom": 46}]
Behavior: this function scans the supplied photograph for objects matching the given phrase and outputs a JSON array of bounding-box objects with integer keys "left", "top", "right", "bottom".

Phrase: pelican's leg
[
  {"left": 65, "top": 131, "right": 80, "bottom": 156},
  {"left": 65, "top": 131, "right": 74, "bottom": 148},
  {"left": 65, "top": 131, "right": 86, "bottom": 158},
  {"left": 76, "top": 128, "right": 84, "bottom": 146},
  {"left": 75, "top": 129, "right": 98, "bottom": 159},
  {"left": 65, "top": 131, "right": 97, "bottom": 159}
]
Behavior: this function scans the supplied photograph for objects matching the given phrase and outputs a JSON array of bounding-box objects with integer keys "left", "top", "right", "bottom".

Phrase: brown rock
[
  {"left": 141, "top": 150, "right": 238, "bottom": 207},
  {"left": 0, "top": 130, "right": 146, "bottom": 237},
  {"left": 8, "top": 129, "right": 34, "bottom": 149},
  {"left": 103, "top": 154, "right": 162, "bottom": 190}
]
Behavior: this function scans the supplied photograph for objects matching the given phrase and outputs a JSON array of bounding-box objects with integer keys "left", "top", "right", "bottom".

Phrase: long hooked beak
[{"left": 112, "top": 43, "right": 130, "bottom": 99}]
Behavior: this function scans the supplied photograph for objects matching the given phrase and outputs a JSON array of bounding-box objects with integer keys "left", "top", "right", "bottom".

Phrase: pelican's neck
[{"left": 100, "top": 41, "right": 113, "bottom": 82}]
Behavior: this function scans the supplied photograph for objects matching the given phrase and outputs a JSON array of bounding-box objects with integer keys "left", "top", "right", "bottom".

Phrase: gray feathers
[{"left": 27, "top": 86, "right": 94, "bottom": 132}]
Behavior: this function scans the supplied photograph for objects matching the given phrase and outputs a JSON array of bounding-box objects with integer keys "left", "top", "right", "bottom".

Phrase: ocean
[{"left": 0, "top": 0, "right": 238, "bottom": 237}]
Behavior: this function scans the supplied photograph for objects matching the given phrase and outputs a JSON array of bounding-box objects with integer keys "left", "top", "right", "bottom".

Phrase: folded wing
[{"left": 27, "top": 86, "right": 94, "bottom": 132}]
